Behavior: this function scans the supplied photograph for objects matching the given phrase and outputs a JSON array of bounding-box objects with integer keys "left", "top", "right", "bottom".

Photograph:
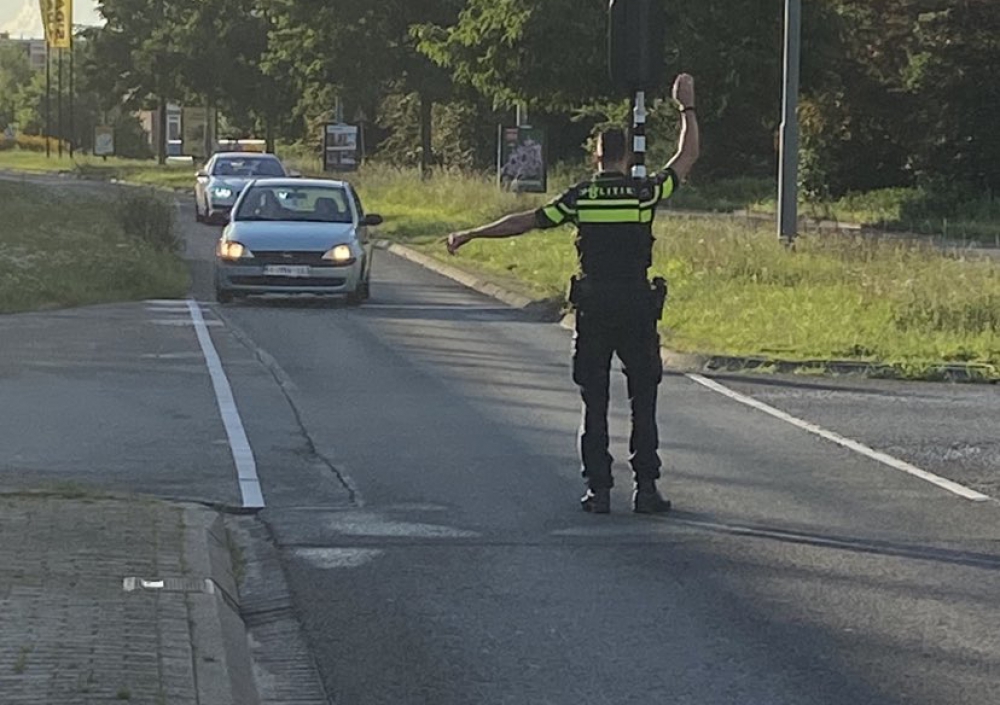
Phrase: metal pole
[
  {"left": 57, "top": 48, "right": 63, "bottom": 158},
  {"left": 778, "top": 0, "right": 801, "bottom": 244},
  {"left": 69, "top": 42, "right": 74, "bottom": 158},
  {"left": 45, "top": 44, "right": 51, "bottom": 158},
  {"left": 631, "top": 90, "right": 647, "bottom": 180}
]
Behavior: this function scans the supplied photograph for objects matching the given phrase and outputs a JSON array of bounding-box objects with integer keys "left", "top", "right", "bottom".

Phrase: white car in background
[{"left": 194, "top": 152, "right": 291, "bottom": 224}]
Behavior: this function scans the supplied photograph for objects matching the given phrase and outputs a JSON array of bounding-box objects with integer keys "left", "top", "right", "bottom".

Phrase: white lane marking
[
  {"left": 187, "top": 299, "right": 265, "bottom": 508},
  {"left": 686, "top": 373, "right": 992, "bottom": 502},
  {"left": 152, "top": 318, "right": 223, "bottom": 327}
]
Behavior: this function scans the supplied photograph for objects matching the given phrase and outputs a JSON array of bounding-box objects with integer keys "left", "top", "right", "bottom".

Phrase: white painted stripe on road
[
  {"left": 187, "top": 299, "right": 265, "bottom": 509},
  {"left": 686, "top": 373, "right": 992, "bottom": 502}
]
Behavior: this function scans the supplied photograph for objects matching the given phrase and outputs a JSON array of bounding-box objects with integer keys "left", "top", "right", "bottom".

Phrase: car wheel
[
  {"left": 195, "top": 202, "right": 204, "bottom": 223},
  {"left": 359, "top": 278, "right": 371, "bottom": 301}
]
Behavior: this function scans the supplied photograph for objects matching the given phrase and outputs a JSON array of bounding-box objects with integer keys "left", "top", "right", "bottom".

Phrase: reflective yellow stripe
[
  {"left": 556, "top": 201, "right": 575, "bottom": 216},
  {"left": 640, "top": 184, "right": 661, "bottom": 207},
  {"left": 577, "top": 208, "right": 642, "bottom": 223},
  {"left": 542, "top": 205, "right": 566, "bottom": 224},
  {"left": 661, "top": 176, "right": 675, "bottom": 199},
  {"left": 579, "top": 198, "right": 639, "bottom": 207},
  {"left": 640, "top": 209, "right": 654, "bottom": 223}
]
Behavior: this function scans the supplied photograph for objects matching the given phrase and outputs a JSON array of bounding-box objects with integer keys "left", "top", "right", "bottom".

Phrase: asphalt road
[{"left": 3, "top": 180, "right": 999, "bottom": 704}]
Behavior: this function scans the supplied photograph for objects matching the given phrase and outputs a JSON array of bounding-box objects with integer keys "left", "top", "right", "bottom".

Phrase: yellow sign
[
  {"left": 37, "top": 0, "right": 51, "bottom": 45},
  {"left": 41, "top": 0, "right": 72, "bottom": 49}
]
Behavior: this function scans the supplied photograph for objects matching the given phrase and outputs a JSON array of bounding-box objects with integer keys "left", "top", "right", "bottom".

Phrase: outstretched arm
[
  {"left": 446, "top": 210, "right": 539, "bottom": 255},
  {"left": 664, "top": 73, "right": 700, "bottom": 182}
]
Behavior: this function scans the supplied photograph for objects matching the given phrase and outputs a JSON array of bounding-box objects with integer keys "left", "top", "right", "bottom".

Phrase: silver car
[
  {"left": 214, "top": 178, "right": 381, "bottom": 304},
  {"left": 195, "top": 152, "right": 290, "bottom": 224}
]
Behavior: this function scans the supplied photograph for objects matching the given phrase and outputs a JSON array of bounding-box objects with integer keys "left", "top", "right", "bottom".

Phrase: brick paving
[{"left": 0, "top": 495, "right": 200, "bottom": 705}]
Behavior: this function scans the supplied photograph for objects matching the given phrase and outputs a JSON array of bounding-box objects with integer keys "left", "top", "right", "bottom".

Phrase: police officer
[{"left": 448, "top": 74, "right": 699, "bottom": 514}]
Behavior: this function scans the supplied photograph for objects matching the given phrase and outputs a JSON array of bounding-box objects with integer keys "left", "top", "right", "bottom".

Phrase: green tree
[
  {"left": 262, "top": 0, "right": 462, "bottom": 170},
  {"left": 85, "top": 0, "right": 187, "bottom": 162},
  {"left": 420, "top": 0, "right": 787, "bottom": 177},
  {"left": 799, "top": 1, "right": 1000, "bottom": 199},
  {"left": 417, "top": 0, "right": 608, "bottom": 113},
  {"left": 0, "top": 44, "right": 32, "bottom": 130}
]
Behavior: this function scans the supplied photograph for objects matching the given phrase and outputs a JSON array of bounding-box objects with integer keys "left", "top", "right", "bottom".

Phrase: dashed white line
[
  {"left": 686, "top": 373, "right": 992, "bottom": 503},
  {"left": 186, "top": 299, "right": 265, "bottom": 508}
]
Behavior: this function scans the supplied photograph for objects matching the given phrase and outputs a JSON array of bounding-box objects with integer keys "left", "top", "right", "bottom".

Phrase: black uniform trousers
[{"left": 572, "top": 287, "right": 663, "bottom": 490}]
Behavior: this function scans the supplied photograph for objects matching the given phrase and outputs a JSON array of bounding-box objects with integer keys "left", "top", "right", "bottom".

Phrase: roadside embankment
[{"left": 0, "top": 177, "right": 188, "bottom": 313}]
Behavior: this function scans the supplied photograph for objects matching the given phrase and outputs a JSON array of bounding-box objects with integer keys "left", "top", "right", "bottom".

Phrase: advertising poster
[
  {"left": 323, "top": 123, "right": 359, "bottom": 172},
  {"left": 182, "top": 106, "right": 216, "bottom": 159},
  {"left": 498, "top": 126, "right": 547, "bottom": 193},
  {"left": 94, "top": 125, "right": 114, "bottom": 156}
]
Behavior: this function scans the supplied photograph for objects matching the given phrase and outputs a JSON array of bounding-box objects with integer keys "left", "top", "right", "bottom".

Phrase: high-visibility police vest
[{"left": 535, "top": 169, "right": 679, "bottom": 282}]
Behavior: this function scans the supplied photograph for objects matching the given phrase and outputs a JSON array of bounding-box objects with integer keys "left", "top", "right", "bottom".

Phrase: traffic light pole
[{"left": 631, "top": 91, "right": 647, "bottom": 180}]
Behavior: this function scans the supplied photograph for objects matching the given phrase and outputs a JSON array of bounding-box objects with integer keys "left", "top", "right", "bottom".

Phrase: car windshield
[
  {"left": 234, "top": 185, "right": 354, "bottom": 224},
  {"left": 211, "top": 157, "right": 285, "bottom": 178}
]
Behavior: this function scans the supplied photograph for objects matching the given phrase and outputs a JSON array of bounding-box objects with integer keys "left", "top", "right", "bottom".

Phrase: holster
[
  {"left": 568, "top": 275, "right": 592, "bottom": 311},
  {"left": 650, "top": 276, "right": 668, "bottom": 321},
  {"left": 569, "top": 275, "right": 667, "bottom": 320}
]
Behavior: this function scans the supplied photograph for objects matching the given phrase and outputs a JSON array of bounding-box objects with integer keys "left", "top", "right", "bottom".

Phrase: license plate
[{"left": 263, "top": 265, "right": 311, "bottom": 278}]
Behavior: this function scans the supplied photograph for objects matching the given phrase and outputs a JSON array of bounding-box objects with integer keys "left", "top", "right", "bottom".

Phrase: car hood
[{"left": 226, "top": 221, "right": 358, "bottom": 251}]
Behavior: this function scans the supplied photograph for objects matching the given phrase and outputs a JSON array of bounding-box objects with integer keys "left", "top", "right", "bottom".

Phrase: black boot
[
  {"left": 632, "top": 484, "right": 672, "bottom": 514},
  {"left": 580, "top": 488, "right": 611, "bottom": 514}
]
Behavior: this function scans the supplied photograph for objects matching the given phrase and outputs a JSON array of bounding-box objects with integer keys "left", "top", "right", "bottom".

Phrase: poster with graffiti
[{"left": 497, "top": 126, "right": 547, "bottom": 193}]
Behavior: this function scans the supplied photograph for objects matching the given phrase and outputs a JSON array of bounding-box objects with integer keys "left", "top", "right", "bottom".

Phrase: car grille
[
  {"left": 230, "top": 275, "right": 347, "bottom": 288},
  {"left": 253, "top": 251, "right": 330, "bottom": 266}
]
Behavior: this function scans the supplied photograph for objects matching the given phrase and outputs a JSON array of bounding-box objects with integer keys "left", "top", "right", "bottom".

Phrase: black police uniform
[{"left": 534, "top": 168, "right": 678, "bottom": 493}]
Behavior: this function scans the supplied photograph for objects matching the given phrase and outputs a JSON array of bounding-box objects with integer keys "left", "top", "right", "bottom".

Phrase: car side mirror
[
  {"left": 196, "top": 170, "right": 207, "bottom": 178},
  {"left": 288, "top": 169, "right": 302, "bottom": 178},
  {"left": 364, "top": 214, "right": 383, "bottom": 226}
]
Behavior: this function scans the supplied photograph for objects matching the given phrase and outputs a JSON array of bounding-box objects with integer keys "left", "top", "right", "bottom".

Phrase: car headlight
[
  {"left": 217, "top": 241, "right": 253, "bottom": 260},
  {"left": 212, "top": 187, "right": 234, "bottom": 199},
  {"left": 321, "top": 244, "right": 354, "bottom": 263}
]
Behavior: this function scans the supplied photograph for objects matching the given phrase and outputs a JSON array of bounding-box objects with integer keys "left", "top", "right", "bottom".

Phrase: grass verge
[
  {"left": 353, "top": 170, "right": 1000, "bottom": 378},
  {"left": 0, "top": 180, "right": 189, "bottom": 313}
]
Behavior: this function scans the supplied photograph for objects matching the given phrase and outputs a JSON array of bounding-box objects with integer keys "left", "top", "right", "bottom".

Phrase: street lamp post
[{"left": 778, "top": 0, "right": 802, "bottom": 244}]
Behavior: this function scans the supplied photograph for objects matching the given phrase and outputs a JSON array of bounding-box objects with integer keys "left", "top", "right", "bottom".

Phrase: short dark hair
[{"left": 597, "top": 128, "right": 630, "bottom": 164}]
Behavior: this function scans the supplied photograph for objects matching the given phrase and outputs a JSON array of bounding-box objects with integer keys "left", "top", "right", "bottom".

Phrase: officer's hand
[
  {"left": 446, "top": 232, "right": 472, "bottom": 256},
  {"left": 672, "top": 73, "right": 695, "bottom": 109}
]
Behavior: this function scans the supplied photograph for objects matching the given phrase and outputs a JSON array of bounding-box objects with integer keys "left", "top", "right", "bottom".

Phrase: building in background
[
  {"left": 136, "top": 103, "right": 183, "bottom": 157},
  {"left": 0, "top": 32, "right": 47, "bottom": 71}
]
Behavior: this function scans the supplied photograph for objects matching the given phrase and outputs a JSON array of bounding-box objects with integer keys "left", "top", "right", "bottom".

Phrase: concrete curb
[
  {"left": 182, "top": 506, "right": 262, "bottom": 705},
  {"left": 381, "top": 240, "right": 998, "bottom": 384}
]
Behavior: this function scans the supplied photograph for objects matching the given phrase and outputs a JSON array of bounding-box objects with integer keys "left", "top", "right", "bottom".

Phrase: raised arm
[{"left": 664, "top": 73, "right": 700, "bottom": 183}]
